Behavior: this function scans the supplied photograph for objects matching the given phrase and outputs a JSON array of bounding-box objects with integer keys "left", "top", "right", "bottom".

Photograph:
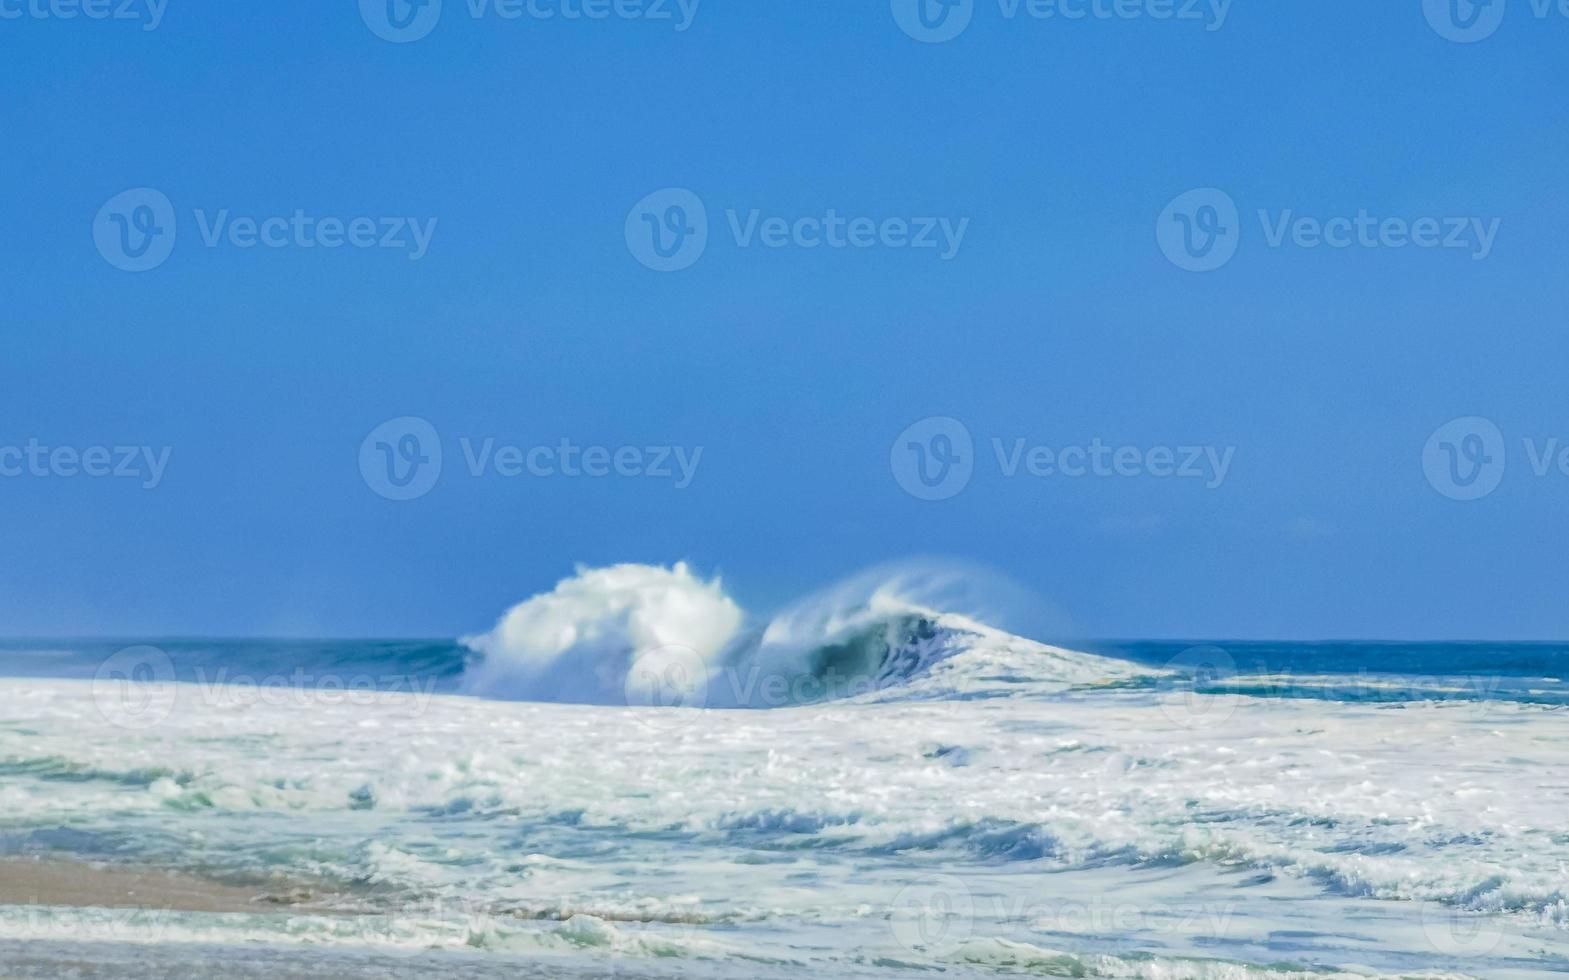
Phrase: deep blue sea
[{"left": 4, "top": 636, "right": 1566, "bottom": 704}]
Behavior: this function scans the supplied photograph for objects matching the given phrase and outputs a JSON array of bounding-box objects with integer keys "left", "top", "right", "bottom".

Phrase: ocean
[{"left": 0, "top": 565, "right": 1565, "bottom": 979}]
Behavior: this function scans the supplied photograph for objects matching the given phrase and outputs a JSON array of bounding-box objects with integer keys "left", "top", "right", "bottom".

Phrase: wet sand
[
  {"left": 0, "top": 861, "right": 860, "bottom": 979},
  {"left": 0, "top": 856, "right": 871, "bottom": 980},
  {"left": 0, "top": 858, "right": 338, "bottom": 914}
]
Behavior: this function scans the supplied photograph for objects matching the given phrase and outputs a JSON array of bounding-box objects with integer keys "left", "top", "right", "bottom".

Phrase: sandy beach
[
  {"left": 0, "top": 860, "right": 730, "bottom": 980},
  {"left": 0, "top": 858, "right": 341, "bottom": 914},
  {"left": 0, "top": 858, "right": 901, "bottom": 980}
]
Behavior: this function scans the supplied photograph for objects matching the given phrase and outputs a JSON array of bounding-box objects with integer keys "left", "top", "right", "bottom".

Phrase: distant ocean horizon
[{"left": 5, "top": 634, "right": 1566, "bottom": 703}]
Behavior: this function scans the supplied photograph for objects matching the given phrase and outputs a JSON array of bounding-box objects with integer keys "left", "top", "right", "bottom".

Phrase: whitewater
[{"left": 1, "top": 563, "right": 1565, "bottom": 978}]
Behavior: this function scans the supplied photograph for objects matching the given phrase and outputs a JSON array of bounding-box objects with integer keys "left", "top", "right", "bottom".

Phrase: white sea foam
[
  {"left": 460, "top": 562, "right": 1118, "bottom": 709},
  {"left": 459, "top": 562, "right": 744, "bottom": 704},
  {"left": 2, "top": 565, "right": 1566, "bottom": 978}
]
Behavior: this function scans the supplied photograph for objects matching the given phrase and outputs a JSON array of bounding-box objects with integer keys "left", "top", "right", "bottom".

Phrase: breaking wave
[{"left": 458, "top": 562, "right": 1134, "bottom": 707}]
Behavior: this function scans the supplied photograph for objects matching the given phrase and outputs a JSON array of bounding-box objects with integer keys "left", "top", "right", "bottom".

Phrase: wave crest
[
  {"left": 459, "top": 563, "right": 743, "bottom": 704},
  {"left": 459, "top": 562, "right": 1138, "bottom": 708}
]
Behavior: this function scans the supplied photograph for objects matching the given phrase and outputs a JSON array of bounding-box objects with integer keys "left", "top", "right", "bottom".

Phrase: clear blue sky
[{"left": 2, "top": 2, "right": 1565, "bottom": 640}]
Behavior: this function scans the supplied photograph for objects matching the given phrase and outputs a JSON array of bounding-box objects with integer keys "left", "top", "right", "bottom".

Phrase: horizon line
[{"left": 2, "top": 634, "right": 1566, "bottom": 646}]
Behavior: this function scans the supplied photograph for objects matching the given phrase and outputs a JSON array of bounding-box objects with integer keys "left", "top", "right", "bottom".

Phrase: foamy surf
[
  {"left": 1, "top": 564, "right": 1566, "bottom": 978},
  {"left": 459, "top": 562, "right": 1146, "bottom": 708}
]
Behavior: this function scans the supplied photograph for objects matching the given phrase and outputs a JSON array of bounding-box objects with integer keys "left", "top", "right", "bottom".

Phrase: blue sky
[{"left": 1, "top": 1, "right": 1566, "bottom": 640}]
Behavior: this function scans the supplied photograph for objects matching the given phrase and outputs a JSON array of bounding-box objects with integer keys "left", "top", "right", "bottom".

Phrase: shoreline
[
  {"left": 0, "top": 938, "right": 783, "bottom": 980},
  {"left": 0, "top": 858, "right": 345, "bottom": 915}
]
